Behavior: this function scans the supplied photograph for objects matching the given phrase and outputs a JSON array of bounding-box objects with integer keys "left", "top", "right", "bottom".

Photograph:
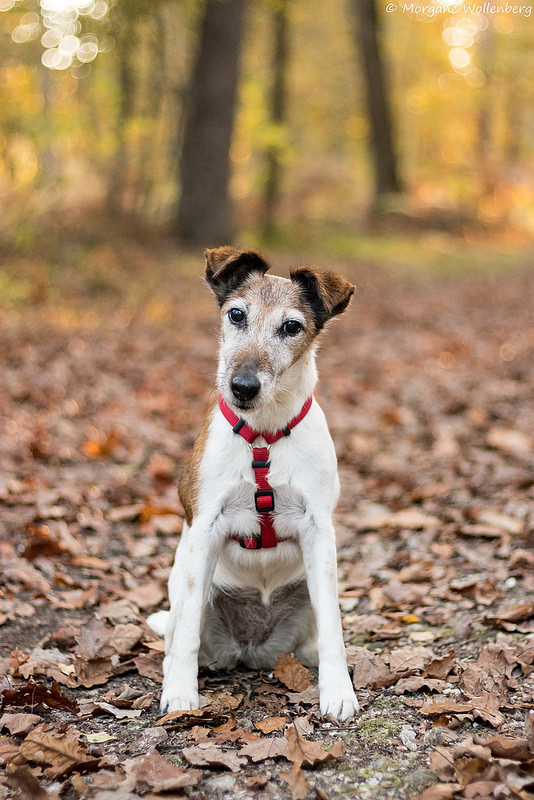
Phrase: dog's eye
[
  {"left": 228, "top": 308, "right": 246, "bottom": 326},
  {"left": 281, "top": 320, "right": 302, "bottom": 336}
]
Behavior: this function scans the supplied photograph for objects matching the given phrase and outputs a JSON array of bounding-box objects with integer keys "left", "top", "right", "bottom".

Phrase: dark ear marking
[
  {"left": 205, "top": 246, "right": 270, "bottom": 306},
  {"left": 290, "top": 266, "right": 355, "bottom": 329}
]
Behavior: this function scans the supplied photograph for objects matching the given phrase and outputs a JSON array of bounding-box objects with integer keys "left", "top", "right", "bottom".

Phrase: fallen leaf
[
  {"left": 0, "top": 712, "right": 41, "bottom": 736},
  {"left": 6, "top": 765, "right": 62, "bottom": 800},
  {"left": 182, "top": 742, "right": 247, "bottom": 772},
  {"left": 280, "top": 763, "right": 311, "bottom": 800},
  {"left": 415, "top": 784, "right": 463, "bottom": 800},
  {"left": 240, "top": 736, "right": 288, "bottom": 762},
  {"left": 274, "top": 654, "right": 311, "bottom": 692},
  {"left": 394, "top": 677, "right": 448, "bottom": 694},
  {"left": 254, "top": 715, "right": 289, "bottom": 734},
  {"left": 1, "top": 680, "right": 79, "bottom": 714},
  {"left": 348, "top": 646, "right": 396, "bottom": 690},
  {"left": 426, "top": 650, "right": 456, "bottom": 680},
  {"left": 487, "top": 427, "right": 531, "bottom": 454},
  {"left": 124, "top": 750, "right": 201, "bottom": 791},
  {"left": 20, "top": 724, "right": 101, "bottom": 778},
  {"left": 388, "top": 645, "right": 435, "bottom": 674},
  {"left": 284, "top": 726, "right": 343, "bottom": 768},
  {"left": 0, "top": 735, "right": 24, "bottom": 766}
]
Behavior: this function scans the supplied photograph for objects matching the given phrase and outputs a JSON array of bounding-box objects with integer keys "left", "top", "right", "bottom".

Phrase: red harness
[{"left": 218, "top": 394, "right": 313, "bottom": 550}]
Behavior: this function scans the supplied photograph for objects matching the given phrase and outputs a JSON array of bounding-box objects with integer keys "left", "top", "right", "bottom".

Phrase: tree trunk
[
  {"left": 176, "top": 0, "right": 247, "bottom": 246},
  {"left": 106, "top": 18, "right": 136, "bottom": 212},
  {"left": 263, "top": 0, "right": 290, "bottom": 237},
  {"left": 351, "top": 0, "right": 401, "bottom": 202}
]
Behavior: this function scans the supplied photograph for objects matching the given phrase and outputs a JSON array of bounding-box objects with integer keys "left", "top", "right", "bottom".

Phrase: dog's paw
[
  {"left": 320, "top": 688, "right": 359, "bottom": 722},
  {"left": 160, "top": 685, "right": 200, "bottom": 713}
]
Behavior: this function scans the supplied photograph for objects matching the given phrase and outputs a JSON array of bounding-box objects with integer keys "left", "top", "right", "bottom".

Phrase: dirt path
[{"left": 1, "top": 249, "right": 533, "bottom": 799}]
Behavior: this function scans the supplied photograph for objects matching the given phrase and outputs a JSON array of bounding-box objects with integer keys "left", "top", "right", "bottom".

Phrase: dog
[{"left": 148, "top": 246, "right": 359, "bottom": 722}]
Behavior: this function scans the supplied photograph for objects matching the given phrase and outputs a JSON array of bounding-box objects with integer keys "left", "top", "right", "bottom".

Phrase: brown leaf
[
  {"left": 133, "top": 651, "right": 163, "bottom": 682},
  {"left": 274, "top": 653, "right": 311, "bottom": 692},
  {"left": 349, "top": 646, "right": 396, "bottom": 690},
  {"left": 0, "top": 712, "right": 41, "bottom": 736},
  {"left": 73, "top": 655, "right": 113, "bottom": 688},
  {"left": 0, "top": 735, "right": 24, "bottom": 766},
  {"left": 475, "top": 733, "right": 533, "bottom": 761},
  {"left": 426, "top": 650, "right": 456, "bottom": 680},
  {"left": 486, "top": 427, "right": 531, "bottom": 454},
  {"left": 254, "top": 715, "right": 289, "bottom": 734},
  {"left": 182, "top": 742, "right": 247, "bottom": 772},
  {"left": 6, "top": 765, "right": 62, "bottom": 800},
  {"left": 124, "top": 750, "right": 201, "bottom": 792},
  {"left": 280, "top": 764, "right": 312, "bottom": 800},
  {"left": 23, "top": 521, "right": 82, "bottom": 559},
  {"left": 488, "top": 600, "right": 534, "bottom": 624},
  {"left": 1, "top": 680, "right": 79, "bottom": 714},
  {"left": 388, "top": 645, "right": 435, "bottom": 674},
  {"left": 420, "top": 699, "right": 475, "bottom": 717},
  {"left": 202, "top": 691, "right": 243, "bottom": 711},
  {"left": 156, "top": 707, "right": 231, "bottom": 729},
  {"left": 284, "top": 726, "right": 343, "bottom": 768},
  {"left": 415, "top": 784, "right": 463, "bottom": 800},
  {"left": 19, "top": 725, "right": 100, "bottom": 778},
  {"left": 17, "top": 647, "right": 76, "bottom": 685},
  {"left": 240, "top": 736, "right": 288, "bottom": 762},
  {"left": 394, "top": 677, "right": 448, "bottom": 694},
  {"left": 526, "top": 710, "right": 534, "bottom": 750}
]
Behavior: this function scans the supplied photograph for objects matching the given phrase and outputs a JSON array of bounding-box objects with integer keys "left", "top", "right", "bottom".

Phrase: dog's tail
[{"left": 146, "top": 610, "right": 169, "bottom": 637}]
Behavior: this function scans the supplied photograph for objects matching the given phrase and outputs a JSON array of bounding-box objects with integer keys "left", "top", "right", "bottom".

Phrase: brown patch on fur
[
  {"left": 178, "top": 399, "right": 216, "bottom": 526},
  {"left": 205, "top": 247, "right": 270, "bottom": 306},
  {"left": 187, "top": 576, "right": 195, "bottom": 591},
  {"left": 290, "top": 266, "right": 355, "bottom": 330}
]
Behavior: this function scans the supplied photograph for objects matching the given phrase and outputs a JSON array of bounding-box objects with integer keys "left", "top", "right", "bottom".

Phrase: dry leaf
[
  {"left": 280, "top": 764, "right": 311, "bottom": 800},
  {"left": 274, "top": 653, "right": 311, "bottom": 692},
  {"left": 124, "top": 750, "right": 201, "bottom": 792},
  {"left": 240, "top": 736, "right": 288, "bottom": 762},
  {"left": 0, "top": 712, "right": 41, "bottom": 736},
  {"left": 182, "top": 742, "right": 247, "bottom": 772},
  {"left": 1, "top": 680, "right": 79, "bottom": 713},
  {"left": 254, "top": 715, "right": 289, "bottom": 734},
  {"left": 284, "top": 727, "right": 343, "bottom": 768},
  {"left": 20, "top": 725, "right": 100, "bottom": 778},
  {"left": 6, "top": 765, "right": 62, "bottom": 800},
  {"left": 349, "top": 646, "right": 396, "bottom": 690}
]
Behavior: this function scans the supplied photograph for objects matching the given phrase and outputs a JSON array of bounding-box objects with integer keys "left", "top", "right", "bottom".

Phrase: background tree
[
  {"left": 350, "top": 0, "right": 402, "bottom": 205},
  {"left": 262, "top": 0, "right": 290, "bottom": 236},
  {"left": 176, "top": 0, "right": 248, "bottom": 245}
]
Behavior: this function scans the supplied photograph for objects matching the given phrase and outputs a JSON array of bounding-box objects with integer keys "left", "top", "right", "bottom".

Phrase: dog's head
[{"left": 205, "top": 246, "right": 355, "bottom": 412}]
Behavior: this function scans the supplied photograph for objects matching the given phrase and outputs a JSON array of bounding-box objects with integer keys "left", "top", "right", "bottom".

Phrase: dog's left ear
[
  {"left": 205, "top": 246, "right": 270, "bottom": 306},
  {"left": 290, "top": 266, "right": 355, "bottom": 330}
]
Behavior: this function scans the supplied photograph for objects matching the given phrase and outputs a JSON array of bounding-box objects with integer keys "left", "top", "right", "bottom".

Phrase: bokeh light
[{"left": 1, "top": 0, "right": 112, "bottom": 71}]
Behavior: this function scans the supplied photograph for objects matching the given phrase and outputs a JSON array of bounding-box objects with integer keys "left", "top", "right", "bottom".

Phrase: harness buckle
[
  {"left": 255, "top": 489, "right": 275, "bottom": 513},
  {"left": 238, "top": 533, "right": 262, "bottom": 550}
]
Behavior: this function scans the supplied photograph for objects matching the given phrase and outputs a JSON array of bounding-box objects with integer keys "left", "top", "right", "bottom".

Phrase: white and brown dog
[{"left": 148, "top": 246, "right": 359, "bottom": 721}]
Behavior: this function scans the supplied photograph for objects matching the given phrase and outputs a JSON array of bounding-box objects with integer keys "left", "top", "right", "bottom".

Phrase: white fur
[{"left": 148, "top": 274, "right": 359, "bottom": 722}]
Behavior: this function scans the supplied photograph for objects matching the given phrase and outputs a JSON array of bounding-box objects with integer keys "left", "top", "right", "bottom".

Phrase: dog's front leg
[
  {"left": 161, "top": 517, "right": 223, "bottom": 713},
  {"left": 302, "top": 519, "right": 359, "bottom": 722}
]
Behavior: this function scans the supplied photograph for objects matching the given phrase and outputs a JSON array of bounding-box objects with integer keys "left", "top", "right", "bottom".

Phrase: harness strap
[
  {"left": 220, "top": 394, "right": 313, "bottom": 550},
  {"left": 218, "top": 395, "right": 313, "bottom": 445}
]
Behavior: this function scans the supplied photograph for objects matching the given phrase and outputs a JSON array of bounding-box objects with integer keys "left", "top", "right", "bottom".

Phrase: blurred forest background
[{"left": 1, "top": 0, "right": 534, "bottom": 299}]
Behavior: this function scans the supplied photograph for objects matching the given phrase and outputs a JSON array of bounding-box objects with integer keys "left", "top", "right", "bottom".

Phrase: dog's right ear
[{"left": 205, "top": 246, "right": 270, "bottom": 306}]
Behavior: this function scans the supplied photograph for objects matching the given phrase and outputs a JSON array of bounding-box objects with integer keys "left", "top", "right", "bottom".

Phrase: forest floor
[{"left": 1, "top": 223, "right": 534, "bottom": 800}]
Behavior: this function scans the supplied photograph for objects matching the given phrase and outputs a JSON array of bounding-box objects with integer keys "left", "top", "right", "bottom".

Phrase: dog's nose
[{"left": 231, "top": 372, "right": 261, "bottom": 402}]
